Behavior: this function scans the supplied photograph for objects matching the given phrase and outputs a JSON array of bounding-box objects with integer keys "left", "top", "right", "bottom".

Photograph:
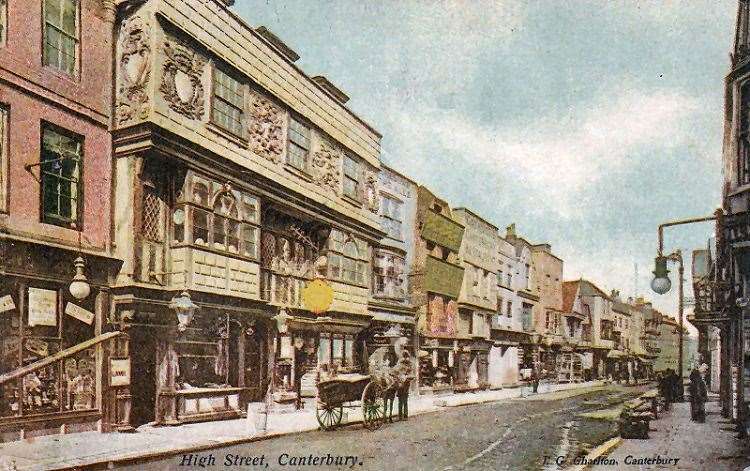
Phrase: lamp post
[
  {"left": 651, "top": 214, "right": 717, "bottom": 401},
  {"left": 651, "top": 250, "right": 685, "bottom": 400}
]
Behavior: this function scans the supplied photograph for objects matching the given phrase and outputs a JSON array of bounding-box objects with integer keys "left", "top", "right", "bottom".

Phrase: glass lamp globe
[
  {"left": 651, "top": 276, "right": 672, "bottom": 295},
  {"left": 69, "top": 256, "right": 91, "bottom": 300}
]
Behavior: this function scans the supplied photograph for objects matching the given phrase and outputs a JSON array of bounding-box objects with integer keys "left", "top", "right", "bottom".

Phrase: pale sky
[{"left": 234, "top": 1, "right": 738, "bottom": 331}]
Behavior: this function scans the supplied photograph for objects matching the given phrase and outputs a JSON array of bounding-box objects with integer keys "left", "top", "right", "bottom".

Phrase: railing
[{"left": 0, "top": 332, "right": 123, "bottom": 420}]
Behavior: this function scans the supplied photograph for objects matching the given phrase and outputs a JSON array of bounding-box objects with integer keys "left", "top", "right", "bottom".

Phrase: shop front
[
  {"left": 488, "top": 328, "right": 530, "bottom": 388},
  {"left": 270, "top": 311, "right": 371, "bottom": 406},
  {"left": 112, "top": 290, "right": 272, "bottom": 428},
  {"left": 0, "top": 240, "right": 123, "bottom": 441}
]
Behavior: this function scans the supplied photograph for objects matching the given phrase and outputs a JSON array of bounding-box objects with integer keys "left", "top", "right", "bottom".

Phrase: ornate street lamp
[
  {"left": 169, "top": 291, "right": 198, "bottom": 332},
  {"left": 651, "top": 256, "right": 671, "bottom": 295}
]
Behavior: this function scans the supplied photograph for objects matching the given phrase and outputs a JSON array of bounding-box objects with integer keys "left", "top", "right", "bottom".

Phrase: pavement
[
  {"left": 592, "top": 398, "right": 750, "bottom": 470},
  {"left": 0, "top": 380, "right": 608, "bottom": 471}
]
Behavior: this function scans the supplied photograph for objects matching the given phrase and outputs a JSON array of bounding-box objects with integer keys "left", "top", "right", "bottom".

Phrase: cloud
[{"left": 386, "top": 86, "right": 706, "bottom": 217}]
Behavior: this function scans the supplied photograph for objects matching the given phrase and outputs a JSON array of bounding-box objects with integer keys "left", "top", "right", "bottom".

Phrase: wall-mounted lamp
[
  {"left": 69, "top": 256, "right": 91, "bottom": 300},
  {"left": 169, "top": 290, "right": 199, "bottom": 332}
]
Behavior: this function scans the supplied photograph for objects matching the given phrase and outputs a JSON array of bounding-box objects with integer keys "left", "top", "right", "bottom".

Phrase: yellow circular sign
[{"left": 302, "top": 279, "right": 334, "bottom": 314}]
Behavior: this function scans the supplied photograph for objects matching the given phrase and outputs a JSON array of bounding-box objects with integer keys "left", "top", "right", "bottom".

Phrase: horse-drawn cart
[{"left": 315, "top": 373, "right": 387, "bottom": 431}]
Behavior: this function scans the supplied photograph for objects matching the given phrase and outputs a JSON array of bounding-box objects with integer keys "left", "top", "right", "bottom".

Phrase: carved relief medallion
[
  {"left": 116, "top": 17, "right": 151, "bottom": 124},
  {"left": 249, "top": 92, "right": 286, "bottom": 163},
  {"left": 160, "top": 40, "right": 206, "bottom": 120},
  {"left": 311, "top": 139, "right": 342, "bottom": 194}
]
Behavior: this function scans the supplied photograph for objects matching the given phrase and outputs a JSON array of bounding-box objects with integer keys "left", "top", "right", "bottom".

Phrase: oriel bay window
[
  {"left": 327, "top": 229, "right": 368, "bottom": 286},
  {"left": 40, "top": 124, "right": 82, "bottom": 227},
  {"left": 172, "top": 173, "right": 260, "bottom": 260},
  {"left": 373, "top": 250, "right": 406, "bottom": 298}
]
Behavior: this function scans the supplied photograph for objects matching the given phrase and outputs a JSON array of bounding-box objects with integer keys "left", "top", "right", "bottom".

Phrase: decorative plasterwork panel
[
  {"left": 248, "top": 91, "right": 286, "bottom": 163},
  {"left": 311, "top": 138, "right": 342, "bottom": 194},
  {"left": 116, "top": 16, "right": 151, "bottom": 124},
  {"left": 159, "top": 39, "right": 206, "bottom": 120},
  {"left": 364, "top": 170, "right": 379, "bottom": 213}
]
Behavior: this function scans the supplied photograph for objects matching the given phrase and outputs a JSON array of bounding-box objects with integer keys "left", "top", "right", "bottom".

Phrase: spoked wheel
[
  {"left": 361, "top": 381, "right": 385, "bottom": 431},
  {"left": 316, "top": 402, "right": 343, "bottom": 431}
]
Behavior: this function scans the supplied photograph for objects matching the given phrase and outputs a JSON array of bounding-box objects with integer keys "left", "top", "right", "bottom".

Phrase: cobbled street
[{"left": 118, "top": 384, "right": 649, "bottom": 471}]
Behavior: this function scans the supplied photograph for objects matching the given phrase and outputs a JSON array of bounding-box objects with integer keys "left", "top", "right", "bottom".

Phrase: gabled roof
[
  {"left": 577, "top": 279, "right": 610, "bottom": 299},
  {"left": 562, "top": 281, "right": 580, "bottom": 313}
]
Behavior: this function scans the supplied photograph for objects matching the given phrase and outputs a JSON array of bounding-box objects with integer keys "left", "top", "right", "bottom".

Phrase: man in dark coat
[
  {"left": 658, "top": 371, "right": 672, "bottom": 411},
  {"left": 667, "top": 368, "right": 681, "bottom": 402},
  {"left": 689, "top": 363, "right": 708, "bottom": 422}
]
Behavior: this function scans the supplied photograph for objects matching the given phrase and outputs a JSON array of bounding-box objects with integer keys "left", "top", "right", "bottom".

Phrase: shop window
[
  {"left": 43, "top": 0, "right": 79, "bottom": 76},
  {"left": 318, "top": 333, "right": 355, "bottom": 369},
  {"left": 342, "top": 154, "right": 361, "bottom": 200},
  {"left": 0, "top": 286, "right": 97, "bottom": 418},
  {"left": 40, "top": 124, "right": 82, "bottom": 228},
  {"left": 0, "top": 105, "right": 6, "bottom": 212},
  {"left": 211, "top": 67, "right": 244, "bottom": 137},
  {"left": 288, "top": 117, "right": 310, "bottom": 172}
]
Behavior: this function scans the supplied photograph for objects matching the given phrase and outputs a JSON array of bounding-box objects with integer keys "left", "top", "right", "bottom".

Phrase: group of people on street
[{"left": 657, "top": 362, "right": 709, "bottom": 423}]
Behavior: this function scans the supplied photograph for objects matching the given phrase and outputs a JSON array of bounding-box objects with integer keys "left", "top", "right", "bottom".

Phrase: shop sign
[
  {"left": 302, "top": 279, "right": 334, "bottom": 314},
  {"left": 424, "top": 256, "right": 464, "bottom": 298},
  {"left": 65, "top": 302, "right": 94, "bottom": 325},
  {"left": 110, "top": 358, "right": 131, "bottom": 386},
  {"left": 28, "top": 288, "right": 57, "bottom": 327},
  {"left": 0, "top": 295, "right": 15, "bottom": 314},
  {"left": 25, "top": 338, "right": 49, "bottom": 357},
  {"left": 422, "top": 210, "right": 464, "bottom": 253}
]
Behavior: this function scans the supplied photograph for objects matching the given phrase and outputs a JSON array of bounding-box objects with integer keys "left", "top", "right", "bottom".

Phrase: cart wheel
[
  {"left": 362, "top": 381, "right": 385, "bottom": 431},
  {"left": 316, "top": 403, "right": 343, "bottom": 431}
]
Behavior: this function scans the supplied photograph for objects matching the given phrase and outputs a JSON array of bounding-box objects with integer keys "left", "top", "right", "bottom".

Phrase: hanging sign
[
  {"left": 302, "top": 279, "right": 334, "bottom": 314},
  {"left": 0, "top": 295, "right": 15, "bottom": 314},
  {"left": 110, "top": 358, "right": 131, "bottom": 386},
  {"left": 28, "top": 288, "right": 57, "bottom": 327},
  {"left": 65, "top": 302, "right": 94, "bottom": 325}
]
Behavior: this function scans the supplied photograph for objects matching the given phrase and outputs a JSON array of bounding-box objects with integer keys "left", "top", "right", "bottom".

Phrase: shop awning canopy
[{"left": 606, "top": 349, "right": 627, "bottom": 359}]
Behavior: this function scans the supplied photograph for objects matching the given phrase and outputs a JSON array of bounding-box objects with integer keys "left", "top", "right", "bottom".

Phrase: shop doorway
[{"left": 129, "top": 327, "right": 157, "bottom": 427}]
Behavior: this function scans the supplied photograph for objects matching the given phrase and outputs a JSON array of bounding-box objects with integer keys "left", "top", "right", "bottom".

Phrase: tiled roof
[{"left": 562, "top": 281, "right": 580, "bottom": 313}]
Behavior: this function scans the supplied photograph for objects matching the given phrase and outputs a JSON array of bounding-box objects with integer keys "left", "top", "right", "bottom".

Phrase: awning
[{"left": 606, "top": 350, "right": 627, "bottom": 359}]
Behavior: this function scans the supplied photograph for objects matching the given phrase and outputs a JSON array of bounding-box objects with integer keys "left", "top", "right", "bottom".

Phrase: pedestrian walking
[
  {"left": 689, "top": 363, "right": 708, "bottom": 422},
  {"left": 658, "top": 371, "right": 672, "bottom": 411},
  {"left": 531, "top": 362, "right": 540, "bottom": 394},
  {"left": 667, "top": 368, "right": 681, "bottom": 402}
]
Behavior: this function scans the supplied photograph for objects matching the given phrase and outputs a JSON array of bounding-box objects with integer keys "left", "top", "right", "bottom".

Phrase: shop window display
[{"left": 0, "top": 285, "right": 97, "bottom": 419}]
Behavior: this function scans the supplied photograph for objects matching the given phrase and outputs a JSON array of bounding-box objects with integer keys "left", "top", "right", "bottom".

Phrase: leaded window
[
  {"left": 212, "top": 68, "right": 244, "bottom": 137},
  {"left": 327, "top": 229, "right": 367, "bottom": 286},
  {"left": 373, "top": 250, "right": 406, "bottom": 298},
  {"left": 172, "top": 175, "right": 260, "bottom": 260},
  {"left": 343, "top": 154, "right": 360, "bottom": 200},
  {"left": 288, "top": 118, "right": 310, "bottom": 172},
  {"left": 142, "top": 184, "right": 164, "bottom": 243},
  {"left": 41, "top": 124, "right": 82, "bottom": 227},
  {"left": 740, "top": 82, "right": 750, "bottom": 186},
  {"left": 43, "top": 0, "right": 78, "bottom": 75}
]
